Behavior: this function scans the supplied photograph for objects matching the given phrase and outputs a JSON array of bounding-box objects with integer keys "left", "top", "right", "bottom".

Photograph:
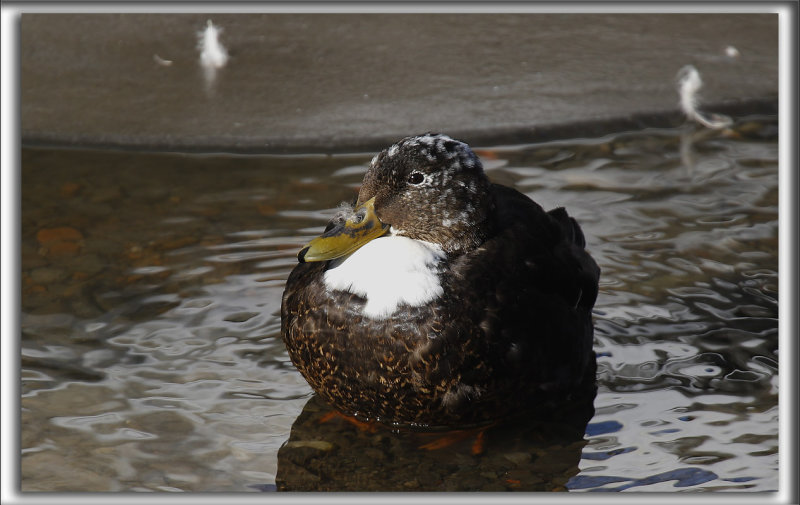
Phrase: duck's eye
[{"left": 407, "top": 172, "right": 425, "bottom": 185}]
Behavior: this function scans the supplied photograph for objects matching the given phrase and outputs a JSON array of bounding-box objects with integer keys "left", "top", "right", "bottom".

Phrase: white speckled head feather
[{"left": 356, "top": 133, "right": 494, "bottom": 256}]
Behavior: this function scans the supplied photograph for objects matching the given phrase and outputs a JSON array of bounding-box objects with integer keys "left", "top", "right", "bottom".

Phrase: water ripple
[{"left": 20, "top": 118, "right": 778, "bottom": 491}]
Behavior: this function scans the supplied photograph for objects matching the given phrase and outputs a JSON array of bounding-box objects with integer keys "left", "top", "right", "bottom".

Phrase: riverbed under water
[{"left": 20, "top": 117, "right": 779, "bottom": 492}]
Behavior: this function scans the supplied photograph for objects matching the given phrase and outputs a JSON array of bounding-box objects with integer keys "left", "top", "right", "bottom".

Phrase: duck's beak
[{"left": 297, "top": 197, "right": 389, "bottom": 263}]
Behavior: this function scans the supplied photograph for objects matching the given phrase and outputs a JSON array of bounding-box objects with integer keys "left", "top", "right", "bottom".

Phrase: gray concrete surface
[{"left": 20, "top": 13, "right": 778, "bottom": 153}]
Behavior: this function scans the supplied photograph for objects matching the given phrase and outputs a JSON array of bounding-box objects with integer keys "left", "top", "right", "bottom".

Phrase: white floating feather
[
  {"left": 153, "top": 54, "right": 173, "bottom": 67},
  {"left": 198, "top": 20, "right": 229, "bottom": 69},
  {"left": 676, "top": 65, "right": 732, "bottom": 130},
  {"left": 725, "top": 45, "right": 740, "bottom": 59}
]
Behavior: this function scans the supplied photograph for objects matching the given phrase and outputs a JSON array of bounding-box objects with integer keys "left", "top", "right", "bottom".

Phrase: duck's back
[{"left": 441, "top": 184, "right": 599, "bottom": 404}]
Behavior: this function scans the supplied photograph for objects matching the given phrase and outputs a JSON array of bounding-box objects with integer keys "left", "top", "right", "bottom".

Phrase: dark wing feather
[{"left": 444, "top": 184, "right": 600, "bottom": 394}]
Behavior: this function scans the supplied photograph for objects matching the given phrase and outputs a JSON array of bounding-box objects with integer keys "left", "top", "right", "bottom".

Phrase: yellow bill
[{"left": 298, "top": 197, "right": 389, "bottom": 263}]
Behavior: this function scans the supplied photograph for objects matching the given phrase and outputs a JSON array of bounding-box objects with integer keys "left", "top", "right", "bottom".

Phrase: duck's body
[{"left": 281, "top": 134, "right": 599, "bottom": 428}]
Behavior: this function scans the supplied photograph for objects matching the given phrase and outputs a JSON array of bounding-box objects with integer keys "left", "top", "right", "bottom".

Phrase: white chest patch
[{"left": 323, "top": 236, "right": 446, "bottom": 319}]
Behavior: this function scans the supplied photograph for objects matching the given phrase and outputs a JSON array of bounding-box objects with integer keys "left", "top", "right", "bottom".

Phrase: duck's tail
[{"left": 547, "top": 207, "right": 586, "bottom": 249}]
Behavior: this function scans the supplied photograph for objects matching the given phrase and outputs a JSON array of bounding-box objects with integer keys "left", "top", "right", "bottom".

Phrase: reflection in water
[
  {"left": 276, "top": 389, "right": 595, "bottom": 492},
  {"left": 20, "top": 117, "right": 778, "bottom": 491}
]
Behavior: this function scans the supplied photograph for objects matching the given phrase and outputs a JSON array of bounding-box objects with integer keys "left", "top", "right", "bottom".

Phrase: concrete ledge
[
  {"left": 20, "top": 13, "right": 778, "bottom": 153},
  {"left": 21, "top": 98, "right": 779, "bottom": 155}
]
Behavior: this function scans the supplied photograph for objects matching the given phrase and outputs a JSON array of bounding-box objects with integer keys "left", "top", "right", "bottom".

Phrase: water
[{"left": 20, "top": 117, "right": 779, "bottom": 492}]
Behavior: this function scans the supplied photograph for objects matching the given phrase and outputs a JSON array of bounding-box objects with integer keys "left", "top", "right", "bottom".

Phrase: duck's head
[{"left": 298, "top": 133, "right": 494, "bottom": 263}]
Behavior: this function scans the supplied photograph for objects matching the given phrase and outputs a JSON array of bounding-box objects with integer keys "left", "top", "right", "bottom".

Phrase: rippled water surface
[{"left": 20, "top": 118, "right": 779, "bottom": 492}]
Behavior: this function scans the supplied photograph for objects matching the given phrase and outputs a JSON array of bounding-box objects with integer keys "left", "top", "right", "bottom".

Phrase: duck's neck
[{"left": 438, "top": 195, "right": 496, "bottom": 258}]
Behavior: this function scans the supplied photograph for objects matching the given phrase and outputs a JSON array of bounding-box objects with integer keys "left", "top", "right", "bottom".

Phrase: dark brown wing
[{"left": 441, "top": 184, "right": 599, "bottom": 398}]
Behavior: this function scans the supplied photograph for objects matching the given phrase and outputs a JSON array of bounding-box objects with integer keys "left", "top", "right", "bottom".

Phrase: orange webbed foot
[
  {"left": 318, "top": 410, "right": 378, "bottom": 433},
  {"left": 418, "top": 426, "right": 489, "bottom": 455}
]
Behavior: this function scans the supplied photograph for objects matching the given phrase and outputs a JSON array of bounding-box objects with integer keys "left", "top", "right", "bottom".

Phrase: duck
[{"left": 281, "top": 133, "right": 600, "bottom": 429}]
